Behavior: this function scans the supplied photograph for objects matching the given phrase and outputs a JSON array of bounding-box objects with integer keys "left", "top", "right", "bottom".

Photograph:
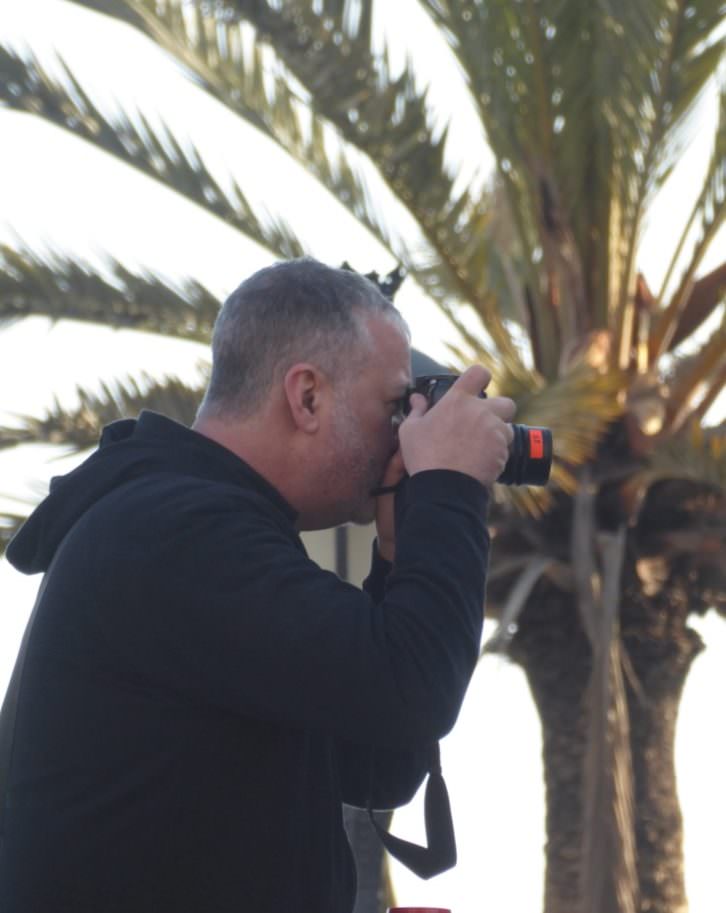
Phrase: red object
[{"left": 529, "top": 428, "right": 544, "bottom": 459}]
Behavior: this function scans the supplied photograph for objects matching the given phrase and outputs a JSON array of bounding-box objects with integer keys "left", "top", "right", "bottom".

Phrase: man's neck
[{"left": 192, "top": 409, "right": 304, "bottom": 514}]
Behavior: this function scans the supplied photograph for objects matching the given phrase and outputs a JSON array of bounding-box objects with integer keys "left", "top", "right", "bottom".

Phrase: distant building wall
[{"left": 300, "top": 523, "right": 376, "bottom": 586}]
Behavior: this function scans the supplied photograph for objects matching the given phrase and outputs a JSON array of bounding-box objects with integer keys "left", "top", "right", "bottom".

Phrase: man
[{"left": 0, "top": 258, "right": 515, "bottom": 912}]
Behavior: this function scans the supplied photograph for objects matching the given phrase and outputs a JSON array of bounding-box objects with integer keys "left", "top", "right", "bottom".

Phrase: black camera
[{"left": 409, "top": 374, "right": 552, "bottom": 486}]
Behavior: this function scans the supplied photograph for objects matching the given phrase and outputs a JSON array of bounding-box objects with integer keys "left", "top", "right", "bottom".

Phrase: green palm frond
[
  {"left": 611, "top": 0, "right": 724, "bottom": 341},
  {"left": 522, "top": 364, "right": 626, "bottom": 480},
  {"left": 64, "top": 0, "right": 412, "bottom": 265},
  {"left": 0, "top": 244, "right": 221, "bottom": 340},
  {"left": 198, "top": 0, "right": 523, "bottom": 365},
  {"left": 651, "top": 421, "right": 726, "bottom": 489},
  {"left": 0, "top": 373, "right": 206, "bottom": 454},
  {"left": 622, "top": 422, "right": 726, "bottom": 538},
  {"left": 0, "top": 44, "right": 307, "bottom": 261},
  {"left": 618, "top": 420, "right": 725, "bottom": 535},
  {"left": 64, "top": 0, "right": 521, "bottom": 356},
  {"left": 420, "top": 0, "right": 637, "bottom": 334},
  {"left": 419, "top": 0, "right": 724, "bottom": 372}
]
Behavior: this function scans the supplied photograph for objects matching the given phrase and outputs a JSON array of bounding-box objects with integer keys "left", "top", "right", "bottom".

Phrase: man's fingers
[
  {"left": 451, "top": 365, "right": 491, "bottom": 396},
  {"left": 449, "top": 366, "right": 517, "bottom": 423},
  {"left": 486, "top": 396, "right": 517, "bottom": 423}
]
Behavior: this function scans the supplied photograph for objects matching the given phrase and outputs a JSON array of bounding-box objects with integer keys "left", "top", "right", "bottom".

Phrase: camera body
[{"left": 409, "top": 374, "right": 552, "bottom": 486}]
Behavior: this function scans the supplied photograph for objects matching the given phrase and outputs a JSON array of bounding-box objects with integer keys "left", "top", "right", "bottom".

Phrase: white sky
[{"left": 0, "top": 2, "right": 725, "bottom": 911}]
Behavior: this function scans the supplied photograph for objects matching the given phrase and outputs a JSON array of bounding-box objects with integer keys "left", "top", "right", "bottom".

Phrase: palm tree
[{"left": 1, "top": 2, "right": 724, "bottom": 911}]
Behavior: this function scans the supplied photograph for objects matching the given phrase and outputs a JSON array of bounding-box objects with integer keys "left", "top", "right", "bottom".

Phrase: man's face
[{"left": 323, "top": 313, "right": 411, "bottom": 526}]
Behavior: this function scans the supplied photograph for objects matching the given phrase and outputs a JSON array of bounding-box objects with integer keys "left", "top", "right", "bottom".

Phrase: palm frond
[
  {"left": 55, "top": 0, "right": 530, "bottom": 370},
  {"left": 619, "top": 431, "right": 725, "bottom": 610},
  {"left": 181, "top": 0, "right": 521, "bottom": 366},
  {"left": 65, "top": 0, "right": 414, "bottom": 263},
  {"left": 481, "top": 555, "right": 556, "bottom": 655},
  {"left": 424, "top": 0, "right": 607, "bottom": 366},
  {"left": 418, "top": 0, "right": 578, "bottom": 368},
  {"left": 578, "top": 521, "right": 638, "bottom": 913},
  {"left": 420, "top": 0, "right": 652, "bottom": 331},
  {"left": 518, "top": 364, "right": 626, "bottom": 474},
  {"left": 615, "top": 2, "right": 725, "bottom": 305},
  {"left": 0, "top": 374, "right": 206, "bottom": 454},
  {"left": 0, "top": 243, "right": 221, "bottom": 340},
  {"left": 691, "top": 360, "right": 726, "bottom": 425},
  {"left": 623, "top": 422, "right": 726, "bottom": 507},
  {"left": 419, "top": 0, "right": 724, "bottom": 374},
  {"left": 667, "top": 260, "right": 726, "bottom": 351},
  {"left": 664, "top": 313, "right": 726, "bottom": 432},
  {"left": 571, "top": 473, "right": 640, "bottom": 912},
  {"left": 0, "top": 44, "right": 307, "bottom": 261},
  {"left": 651, "top": 86, "right": 726, "bottom": 358}
]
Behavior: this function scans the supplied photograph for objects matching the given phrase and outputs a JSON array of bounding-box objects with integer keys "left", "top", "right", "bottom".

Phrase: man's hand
[{"left": 398, "top": 366, "right": 516, "bottom": 485}]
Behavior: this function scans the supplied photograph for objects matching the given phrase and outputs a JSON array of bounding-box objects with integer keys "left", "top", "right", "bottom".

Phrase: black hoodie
[{"left": 0, "top": 411, "right": 489, "bottom": 913}]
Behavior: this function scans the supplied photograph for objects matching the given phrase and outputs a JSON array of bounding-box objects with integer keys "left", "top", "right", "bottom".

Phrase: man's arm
[
  {"left": 336, "top": 738, "right": 430, "bottom": 810},
  {"left": 338, "top": 538, "right": 430, "bottom": 808},
  {"left": 91, "top": 469, "right": 489, "bottom": 751}
]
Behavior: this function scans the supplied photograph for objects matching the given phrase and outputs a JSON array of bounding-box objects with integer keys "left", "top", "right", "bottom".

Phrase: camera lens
[{"left": 498, "top": 424, "right": 552, "bottom": 486}]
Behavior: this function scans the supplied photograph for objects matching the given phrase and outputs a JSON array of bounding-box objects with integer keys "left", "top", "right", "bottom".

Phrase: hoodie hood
[{"left": 7, "top": 411, "right": 295, "bottom": 575}]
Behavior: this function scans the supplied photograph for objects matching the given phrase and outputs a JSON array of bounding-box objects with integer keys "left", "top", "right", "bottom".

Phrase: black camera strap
[{"left": 367, "top": 742, "right": 457, "bottom": 880}]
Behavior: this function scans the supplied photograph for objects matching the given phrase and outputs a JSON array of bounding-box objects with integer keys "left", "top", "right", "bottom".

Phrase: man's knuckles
[{"left": 451, "top": 365, "right": 491, "bottom": 396}]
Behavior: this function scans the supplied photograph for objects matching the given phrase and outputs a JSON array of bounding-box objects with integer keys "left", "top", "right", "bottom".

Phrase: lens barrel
[{"left": 498, "top": 423, "right": 552, "bottom": 486}]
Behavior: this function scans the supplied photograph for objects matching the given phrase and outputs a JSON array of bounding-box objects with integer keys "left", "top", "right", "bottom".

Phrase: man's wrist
[{"left": 377, "top": 537, "right": 395, "bottom": 563}]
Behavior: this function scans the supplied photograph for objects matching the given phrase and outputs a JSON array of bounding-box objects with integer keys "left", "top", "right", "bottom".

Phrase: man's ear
[{"left": 283, "top": 363, "right": 327, "bottom": 433}]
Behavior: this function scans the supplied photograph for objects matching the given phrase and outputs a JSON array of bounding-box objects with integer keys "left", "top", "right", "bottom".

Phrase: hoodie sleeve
[
  {"left": 336, "top": 738, "right": 429, "bottom": 810},
  {"left": 90, "top": 469, "right": 489, "bottom": 751},
  {"left": 361, "top": 539, "right": 392, "bottom": 604}
]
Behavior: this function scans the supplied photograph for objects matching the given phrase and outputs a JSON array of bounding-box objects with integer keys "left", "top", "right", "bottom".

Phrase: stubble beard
[{"left": 328, "top": 396, "right": 384, "bottom": 526}]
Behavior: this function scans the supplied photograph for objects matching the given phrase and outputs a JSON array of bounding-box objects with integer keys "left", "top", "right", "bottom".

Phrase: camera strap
[{"left": 367, "top": 742, "right": 457, "bottom": 880}]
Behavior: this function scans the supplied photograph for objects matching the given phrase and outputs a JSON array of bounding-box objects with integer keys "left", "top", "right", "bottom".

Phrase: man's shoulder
[{"left": 81, "top": 470, "right": 296, "bottom": 548}]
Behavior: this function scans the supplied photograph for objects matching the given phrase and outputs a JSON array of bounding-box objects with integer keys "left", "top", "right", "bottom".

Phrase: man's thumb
[{"left": 406, "top": 392, "right": 428, "bottom": 418}]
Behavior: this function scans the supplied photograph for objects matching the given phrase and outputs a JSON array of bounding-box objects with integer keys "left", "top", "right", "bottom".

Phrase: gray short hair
[{"left": 200, "top": 257, "right": 408, "bottom": 418}]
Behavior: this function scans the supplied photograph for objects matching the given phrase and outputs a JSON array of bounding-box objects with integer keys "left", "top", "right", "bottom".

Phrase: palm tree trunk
[
  {"left": 621, "top": 590, "right": 704, "bottom": 913},
  {"left": 510, "top": 588, "right": 591, "bottom": 913},
  {"left": 510, "top": 581, "right": 703, "bottom": 913}
]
